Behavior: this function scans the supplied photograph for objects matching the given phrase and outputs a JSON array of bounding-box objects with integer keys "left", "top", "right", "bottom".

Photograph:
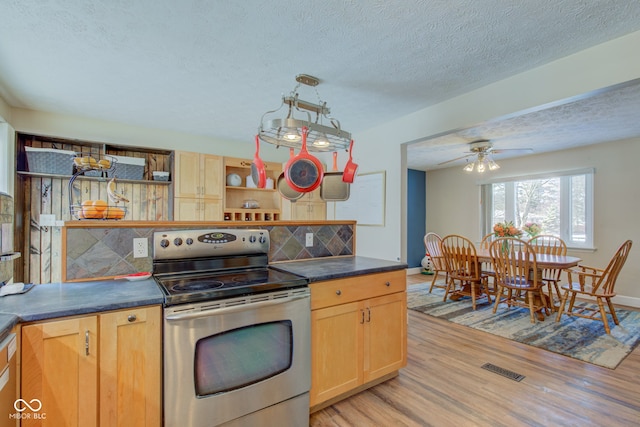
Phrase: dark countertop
[
  {"left": 0, "top": 256, "right": 405, "bottom": 338},
  {"left": 272, "top": 256, "right": 408, "bottom": 282},
  {"left": 0, "top": 279, "right": 165, "bottom": 323}
]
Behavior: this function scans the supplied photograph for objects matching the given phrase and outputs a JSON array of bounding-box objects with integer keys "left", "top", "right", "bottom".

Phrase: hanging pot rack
[{"left": 258, "top": 74, "right": 352, "bottom": 153}]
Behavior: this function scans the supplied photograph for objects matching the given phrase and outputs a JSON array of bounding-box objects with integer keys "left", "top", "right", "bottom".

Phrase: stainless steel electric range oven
[{"left": 152, "top": 229, "right": 311, "bottom": 427}]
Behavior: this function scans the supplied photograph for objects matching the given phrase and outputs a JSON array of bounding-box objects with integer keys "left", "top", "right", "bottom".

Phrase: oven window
[{"left": 194, "top": 320, "right": 293, "bottom": 396}]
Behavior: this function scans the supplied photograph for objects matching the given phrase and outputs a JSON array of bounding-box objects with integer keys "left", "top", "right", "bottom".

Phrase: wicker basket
[
  {"left": 25, "top": 147, "right": 76, "bottom": 175},
  {"left": 108, "top": 155, "right": 145, "bottom": 180}
]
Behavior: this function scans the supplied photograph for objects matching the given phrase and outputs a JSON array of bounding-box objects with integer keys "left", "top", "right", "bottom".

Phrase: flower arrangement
[
  {"left": 522, "top": 222, "right": 541, "bottom": 238},
  {"left": 493, "top": 221, "right": 522, "bottom": 238}
]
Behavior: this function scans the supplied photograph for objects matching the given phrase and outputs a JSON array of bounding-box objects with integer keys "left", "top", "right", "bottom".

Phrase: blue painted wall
[{"left": 407, "top": 169, "right": 426, "bottom": 268}]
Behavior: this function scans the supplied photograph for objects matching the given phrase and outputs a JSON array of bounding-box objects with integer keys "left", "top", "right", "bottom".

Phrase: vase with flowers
[
  {"left": 522, "top": 222, "right": 541, "bottom": 238},
  {"left": 493, "top": 221, "right": 522, "bottom": 252}
]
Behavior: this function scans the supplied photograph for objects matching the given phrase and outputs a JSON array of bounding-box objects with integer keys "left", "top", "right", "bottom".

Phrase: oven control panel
[{"left": 153, "top": 229, "right": 270, "bottom": 260}]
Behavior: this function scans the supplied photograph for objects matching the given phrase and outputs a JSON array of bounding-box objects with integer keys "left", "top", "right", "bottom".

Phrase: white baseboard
[{"left": 613, "top": 295, "right": 640, "bottom": 309}]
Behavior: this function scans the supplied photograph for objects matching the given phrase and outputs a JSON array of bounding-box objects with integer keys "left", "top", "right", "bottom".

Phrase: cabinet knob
[
  {"left": 336, "top": 290, "right": 342, "bottom": 296},
  {"left": 385, "top": 281, "right": 391, "bottom": 287},
  {"left": 127, "top": 314, "right": 137, "bottom": 322}
]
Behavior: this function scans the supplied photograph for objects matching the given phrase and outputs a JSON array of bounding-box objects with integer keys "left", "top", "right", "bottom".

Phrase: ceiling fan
[{"left": 438, "top": 139, "right": 533, "bottom": 172}]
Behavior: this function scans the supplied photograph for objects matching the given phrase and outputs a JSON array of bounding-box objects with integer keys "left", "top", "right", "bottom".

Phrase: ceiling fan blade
[
  {"left": 437, "top": 153, "right": 475, "bottom": 166},
  {"left": 490, "top": 148, "right": 533, "bottom": 154}
]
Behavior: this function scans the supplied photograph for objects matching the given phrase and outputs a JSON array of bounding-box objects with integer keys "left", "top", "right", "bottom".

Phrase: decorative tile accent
[{"left": 64, "top": 223, "right": 354, "bottom": 281}]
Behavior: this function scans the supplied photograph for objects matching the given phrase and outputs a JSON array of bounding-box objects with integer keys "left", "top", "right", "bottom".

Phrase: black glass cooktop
[{"left": 155, "top": 267, "right": 309, "bottom": 306}]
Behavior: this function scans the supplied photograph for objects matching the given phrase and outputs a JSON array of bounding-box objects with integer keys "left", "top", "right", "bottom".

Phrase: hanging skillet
[
  {"left": 320, "top": 151, "right": 350, "bottom": 201},
  {"left": 251, "top": 135, "right": 266, "bottom": 189},
  {"left": 284, "top": 127, "right": 324, "bottom": 193},
  {"left": 277, "top": 148, "right": 303, "bottom": 201},
  {"left": 342, "top": 139, "right": 359, "bottom": 183}
]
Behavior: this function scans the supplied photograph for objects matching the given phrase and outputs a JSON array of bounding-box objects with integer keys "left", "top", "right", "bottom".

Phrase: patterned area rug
[{"left": 407, "top": 282, "right": 640, "bottom": 369}]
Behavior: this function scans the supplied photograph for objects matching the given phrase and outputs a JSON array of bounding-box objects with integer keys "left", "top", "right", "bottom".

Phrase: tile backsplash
[{"left": 64, "top": 223, "right": 354, "bottom": 281}]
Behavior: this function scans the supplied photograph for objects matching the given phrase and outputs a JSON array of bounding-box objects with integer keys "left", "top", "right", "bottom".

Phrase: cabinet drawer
[{"left": 311, "top": 270, "right": 406, "bottom": 310}]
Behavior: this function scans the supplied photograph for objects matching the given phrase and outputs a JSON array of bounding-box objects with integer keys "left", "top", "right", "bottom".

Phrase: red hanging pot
[
  {"left": 251, "top": 135, "right": 266, "bottom": 189},
  {"left": 284, "top": 127, "right": 324, "bottom": 193},
  {"left": 342, "top": 139, "right": 359, "bottom": 183}
]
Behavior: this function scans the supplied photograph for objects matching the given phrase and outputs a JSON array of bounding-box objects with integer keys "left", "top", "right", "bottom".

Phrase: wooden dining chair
[
  {"left": 528, "top": 235, "right": 567, "bottom": 310},
  {"left": 479, "top": 233, "right": 498, "bottom": 294},
  {"left": 556, "top": 240, "right": 632, "bottom": 334},
  {"left": 423, "top": 232, "right": 448, "bottom": 293},
  {"left": 490, "top": 238, "right": 549, "bottom": 323},
  {"left": 441, "top": 235, "right": 491, "bottom": 310}
]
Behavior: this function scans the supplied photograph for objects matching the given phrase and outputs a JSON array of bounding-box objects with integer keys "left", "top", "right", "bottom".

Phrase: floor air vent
[{"left": 481, "top": 363, "right": 525, "bottom": 382}]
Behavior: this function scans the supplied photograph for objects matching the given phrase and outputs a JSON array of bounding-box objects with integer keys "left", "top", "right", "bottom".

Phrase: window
[{"left": 482, "top": 169, "right": 593, "bottom": 248}]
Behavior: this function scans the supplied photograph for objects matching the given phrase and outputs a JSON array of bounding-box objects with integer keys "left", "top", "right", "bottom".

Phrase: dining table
[{"left": 475, "top": 248, "right": 582, "bottom": 320}]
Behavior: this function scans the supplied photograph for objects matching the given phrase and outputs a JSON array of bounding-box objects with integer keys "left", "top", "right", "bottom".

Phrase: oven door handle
[{"left": 165, "top": 294, "right": 309, "bottom": 321}]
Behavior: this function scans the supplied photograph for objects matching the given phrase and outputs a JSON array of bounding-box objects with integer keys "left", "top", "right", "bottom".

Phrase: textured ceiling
[
  {"left": 1, "top": 1, "right": 640, "bottom": 169},
  {"left": 408, "top": 79, "right": 640, "bottom": 170}
]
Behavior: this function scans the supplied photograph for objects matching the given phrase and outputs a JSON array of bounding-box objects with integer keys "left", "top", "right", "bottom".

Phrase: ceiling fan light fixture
[
  {"left": 463, "top": 160, "right": 475, "bottom": 172},
  {"left": 447, "top": 140, "right": 513, "bottom": 173},
  {"left": 258, "top": 75, "right": 351, "bottom": 152},
  {"left": 487, "top": 157, "right": 500, "bottom": 171}
]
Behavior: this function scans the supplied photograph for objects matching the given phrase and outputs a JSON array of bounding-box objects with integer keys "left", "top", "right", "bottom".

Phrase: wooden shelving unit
[{"left": 223, "top": 157, "right": 282, "bottom": 222}]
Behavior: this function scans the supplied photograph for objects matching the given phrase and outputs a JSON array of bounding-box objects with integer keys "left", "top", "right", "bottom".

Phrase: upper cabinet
[
  {"left": 283, "top": 189, "right": 327, "bottom": 221},
  {"left": 223, "top": 157, "right": 282, "bottom": 222},
  {"left": 174, "top": 151, "right": 223, "bottom": 220},
  {"left": 174, "top": 151, "right": 223, "bottom": 199}
]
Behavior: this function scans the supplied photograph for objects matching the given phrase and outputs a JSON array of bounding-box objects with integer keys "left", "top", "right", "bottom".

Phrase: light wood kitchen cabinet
[
  {"left": 223, "top": 157, "right": 282, "bottom": 221},
  {"left": 282, "top": 189, "right": 326, "bottom": 220},
  {"left": 21, "top": 316, "right": 98, "bottom": 427},
  {"left": 174, "top": 197, "right": 223, "bottom": 221},
  {"left": 20, "top": 306, "right": 161, "bottom": 427},
  {"left": 174, "top": 151, "right": 224, "bottom": 220},
  {"left": 309, "top": 270, "right": 407, "bottom": 411},
  {"left": 99, "top": 307, "right": 161, "bottom": 427}
]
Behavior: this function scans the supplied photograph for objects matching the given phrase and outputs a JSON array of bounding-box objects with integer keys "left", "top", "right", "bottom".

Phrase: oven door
[{"left": 163, "top": 288, "right": 310, "bottom": 427}]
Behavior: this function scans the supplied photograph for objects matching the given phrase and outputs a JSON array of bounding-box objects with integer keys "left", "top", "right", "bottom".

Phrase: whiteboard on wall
[{"left": 334, "top": 171, "right": 385, "bottom": 226}]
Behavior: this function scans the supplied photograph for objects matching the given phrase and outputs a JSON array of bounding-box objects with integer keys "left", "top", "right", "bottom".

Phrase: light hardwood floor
[{"left": 309, "top": 273, "right": 640, "bottom": 426}]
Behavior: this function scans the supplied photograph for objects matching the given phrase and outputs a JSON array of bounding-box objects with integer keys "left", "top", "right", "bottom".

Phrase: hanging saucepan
[
  {"left": 320, "top": 151, "right": 350, "bottom": 201},
  {"left": 277, "top": 148, "right": 303, "bottom": 201},
  {"left": 284, "top": 127, "right": 324, "bottom": 193},
  {"left": 251, "top": 134, "right": 266, "bottom": 189},
  {"left": 342, "top": 139, "right": 359, "bottom": 183}
]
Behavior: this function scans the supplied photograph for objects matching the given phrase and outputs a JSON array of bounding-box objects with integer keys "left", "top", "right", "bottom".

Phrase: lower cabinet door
[
  {"left": 310, "top": 291, "right": 407, "bottom": 409},
  {"left": 310, "top": 301, "right": 364, "bottom": 407},
  {"left": 20, "top": 307, "right": 162, "bottom": 427},
  {"left": 22, "top": 316, "right": 99, "bottom": 427},
  {"left": 364, "top": 292, "right": 407, "bottom": 382},
  {"left": 99, "top": 306, "right": 161, "bottom": 427}
]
